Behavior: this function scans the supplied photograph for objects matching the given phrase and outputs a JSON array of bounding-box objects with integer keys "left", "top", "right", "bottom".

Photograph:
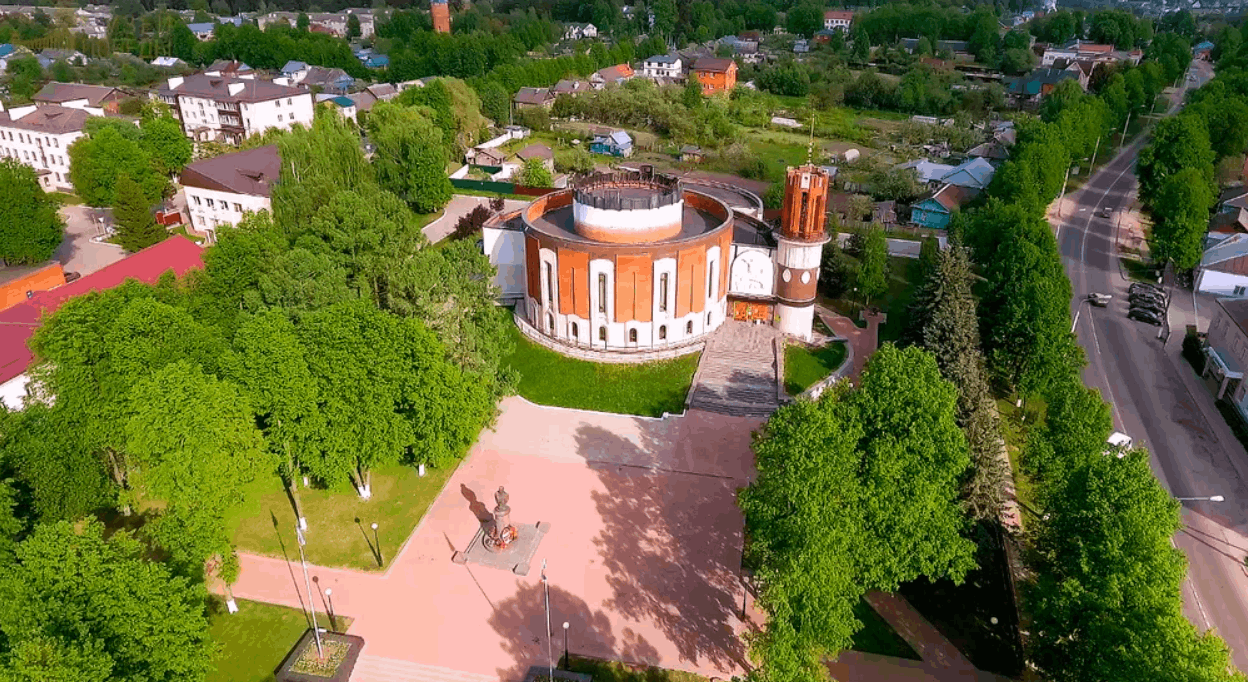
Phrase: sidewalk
[{"left": 816, "top": 307, "right": 880, "bottom": 382}]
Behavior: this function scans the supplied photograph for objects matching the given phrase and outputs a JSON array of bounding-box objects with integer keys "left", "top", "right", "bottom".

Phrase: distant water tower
[
  {"left": 431, "top": 0, "right": 451, "bottom": 33},
  {"left": 774, "top": 164, "right": 830, "bottom": 341}
]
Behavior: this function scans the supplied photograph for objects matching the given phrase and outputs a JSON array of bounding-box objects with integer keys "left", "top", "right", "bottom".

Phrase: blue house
[
  {"left": 280, "top": 60, "right": 308, "bottom": 77},
  {"left": 939, "top": 157, "right": 996, "bottom": 191},
  {"left": 364, "top": 54, "right": 389, "bottom": 69},
  {"left": 0, "top": 44, "right": 14, "bottom": 59},
  {"left": 1195, "top": 40, "right": 1215, "bottom": 59},
  {"left": 590, "top": 130, "right": 633, "bottom": 157},
  {"left": 911, "top": 184, "right": 978, "bottom": 230}
]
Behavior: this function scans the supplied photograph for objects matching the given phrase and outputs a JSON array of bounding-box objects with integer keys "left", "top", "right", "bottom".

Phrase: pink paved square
[{"left": 230, "top": 398, "right": 764, "bottom": 681}]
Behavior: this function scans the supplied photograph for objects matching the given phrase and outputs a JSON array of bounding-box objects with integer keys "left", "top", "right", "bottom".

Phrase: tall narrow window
[
  {"left": 659, "top": 273, "right": 669, "bottom": 312},
  {"left": 659, "top": 325, "right": 667, "bottom": 340},
  {"left": 687, "top": 321, "right": 693, "bottom": 334},
  {"left": 708, "top": 262, "right": 716, "bottom": 298},
  {"left": 547, "top": 314, "right": 555, "bottom": 332},
  {"left": 572, "top": 322, "right": 579, "bottom": 340},
  {"left": 598, "top": 273, "right": 607, "bottom": 313},
  {"left": 599, "top": 326, "right": 607, "bottom": 342},
  {"left": 544, "top": 263, "right": 553, "bottom": 305},
  {"left": 629, "top": 328, "right": 638, "bottom": 343}
]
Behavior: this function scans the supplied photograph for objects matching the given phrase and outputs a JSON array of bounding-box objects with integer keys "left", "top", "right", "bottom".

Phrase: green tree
[
  {"left": 225, "top": 311, "right": 320, "bottom": 530},
  {"left": 515, "top": 157, "right": 553, "bottom": 188},
  {"left": 365, "top": 101, "right": 453, "bottom": 213},
  {"left": 0, "top": 405, "right": 114, "bottom": 523},
  {"left": 5, "top": 57, "right": 44, "bottom": 102},
  {"left": 682, "top": 77, "right": 703, "bottom": 110},
  {"left": 786, "top": 3, "right": 823, "bottom": 38},
  {"left": 69, "top": 125, "right": 166, "bottom": 208},
  {"left": 348, "top": 12, "right": 361, "bottom": 38},
  {"left": 1137, "top": 114, "right": 1215, "bottom": 200},
  {"left": 112, "top": 174, "right": 166, "bottom": 253},
  {"left": 850, "top": 24, "right": 871, "bottom": 63},
  {"left": 296, "top": 12, "right": 309, "bottom": 30},
  {"left": 0, "top": 520, "right": 214, "bottom": 681},
  {"left": 125, "top": 361, "right": 269, "bottom": 574},
  {"left": 856, "top": 227, "right": 888, "bottom": 307},
  {"left": 0, "top": 159, "right": 63, "bottom": 265},
  {"left": 477, "top": 81, "right": 510, "bottom": 126},
  {"left": 139, "top": 112, "right": 192, "bottom": 175},
  {"left": 741, "top": 344, "right": 975, "bottom": 681},
  {"left": 1149, "top": 167, "right": 1214, "bottom": 270}
]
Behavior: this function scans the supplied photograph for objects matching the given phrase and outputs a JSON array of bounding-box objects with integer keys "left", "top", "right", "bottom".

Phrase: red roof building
[{"left": 0, "top": 236, "right": 204, "bottom": 402}]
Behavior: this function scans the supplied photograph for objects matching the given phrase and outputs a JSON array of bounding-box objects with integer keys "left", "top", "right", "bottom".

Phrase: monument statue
[{"left": 485, "top": 486, "right": 518, "bottom": 552}]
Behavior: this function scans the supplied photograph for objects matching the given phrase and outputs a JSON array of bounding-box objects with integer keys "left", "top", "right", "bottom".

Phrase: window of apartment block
[
  {"left": 234, "top": 203, "right": 242, "bottom": 212},
  {"left": 192, "top": 195, "right": 201, "bottom": 205},
  {"left": 206, "top": 198, "right": 214, "bottom": 208},
  {"left": 278, "top": 114, "right": 284, "bottom": 122},
  {"left": 287, "top": 98, "right": 293, "bottom": 105}
]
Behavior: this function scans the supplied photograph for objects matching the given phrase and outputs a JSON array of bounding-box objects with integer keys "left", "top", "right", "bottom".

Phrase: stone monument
[
  {"left": 485, "top": 486, "right": 518, "bottom": 552},
  {"left": 452, "top": 485, "right": 550, "bottom": 576}
]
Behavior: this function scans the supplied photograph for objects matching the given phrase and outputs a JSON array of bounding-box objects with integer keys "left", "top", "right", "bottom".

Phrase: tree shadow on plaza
[
  {"left": 489, "top": 581, "right": 663, "bottom": 682},
  {"left": 573, "top": 423, "right": 750, "bottom": 675}
]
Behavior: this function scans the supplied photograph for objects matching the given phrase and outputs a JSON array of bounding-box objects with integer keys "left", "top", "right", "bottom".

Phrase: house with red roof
[{"left": 0, "top": 236, "right": 204, "bottom": 410}]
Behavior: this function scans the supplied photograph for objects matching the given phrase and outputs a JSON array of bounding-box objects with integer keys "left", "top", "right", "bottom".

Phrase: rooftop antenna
[{"left": 806, "top": 114, "right": 816, "bottom": 166}]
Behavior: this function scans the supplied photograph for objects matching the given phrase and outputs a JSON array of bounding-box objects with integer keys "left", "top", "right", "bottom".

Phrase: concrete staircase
[
  {"left": 351, "top": 656, "right": 500, "bottom": 682},
  {"left": 687, "top": 321, "right": 782, "bottom": 417}
]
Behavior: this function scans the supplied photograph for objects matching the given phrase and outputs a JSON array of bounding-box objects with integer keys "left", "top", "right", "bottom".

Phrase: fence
[{"left": 449, "top": 179, "right": 555, "bottom": 197}]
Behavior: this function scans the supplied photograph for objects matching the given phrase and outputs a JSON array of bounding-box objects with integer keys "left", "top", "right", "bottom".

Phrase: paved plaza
[{"left": 229, "top": 398, "right": 765, "bottom": 681}]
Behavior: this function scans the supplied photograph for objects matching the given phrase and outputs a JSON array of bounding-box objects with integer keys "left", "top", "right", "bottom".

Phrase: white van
[{"left": 1105, "top": 432, "right": 1133, "bottom": 457}]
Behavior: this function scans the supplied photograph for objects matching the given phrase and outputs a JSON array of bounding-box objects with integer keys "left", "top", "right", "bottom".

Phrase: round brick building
[{"left": 516, "top": 170, "right": 734, "bottom": 352}]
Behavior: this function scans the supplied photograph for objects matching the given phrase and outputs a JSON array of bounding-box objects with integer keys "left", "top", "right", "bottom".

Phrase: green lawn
[
  {"left": 225, "top": 462, "right": 455, "bottom": 571},
  {"left": 822, "top": 256, "right": 921, "bottom": 344},
  {"left": 784, "top": 341, "right": 848, "bottom": 395},
  {"left": 502, "top": 322, "right": 699, "bottom": 418},
  {"left": 209, "top": 598, "right": 353, "bottom": 682},
  {"left": 851, "top": 598, "right": 921, "bottom": 660},
  {"left": 565, "top": 655, "right": 708, "bottom": 682}
]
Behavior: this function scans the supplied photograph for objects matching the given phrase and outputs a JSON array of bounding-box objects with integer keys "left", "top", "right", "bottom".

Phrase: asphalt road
[{"left": 1056, "top": 59, "right": 1248, "bottom": 670}]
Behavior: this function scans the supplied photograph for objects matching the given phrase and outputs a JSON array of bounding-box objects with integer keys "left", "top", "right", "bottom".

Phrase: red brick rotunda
[{"left": 517, "top": 169, "right": 735, "bottom": 355}]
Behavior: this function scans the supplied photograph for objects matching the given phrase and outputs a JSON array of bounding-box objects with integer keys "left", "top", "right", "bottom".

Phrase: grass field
[
  {"left": 851, "top": 598, "right": 921, "bottom": 660},
  {"left": 225, "top": 462, "right": 455, "bottom": 571},
  {"left": 821, "top": 255, "right": 921, "bottom": 343},
  {"left": 209, "top": 598, "right": 353, "bottom": 682},
  {"left": 784, "top": 342, "right": 849, "bottom": 395},
  {"left": 565, "top": 655, "right": 709, "bottom": 682},
  {"left": 502, "top": 323, "right": 698, "bottom": 417}
]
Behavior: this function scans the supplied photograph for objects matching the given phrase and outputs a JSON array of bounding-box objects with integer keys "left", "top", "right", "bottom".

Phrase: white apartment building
[
  {"left": 179, "top": 144, "right": 280, "bottom": 244},
  {"left": 824, "top": 10, "right": 853, "bottom": 31},
  {"left": 154, "top": 74, "right": 314, "bottom": 145},
  {"left": 641, "top": 53, "right": 682, "bottom": 80},
  {"left": 0, "top": 103, "right": 91, "bottom": 192}
]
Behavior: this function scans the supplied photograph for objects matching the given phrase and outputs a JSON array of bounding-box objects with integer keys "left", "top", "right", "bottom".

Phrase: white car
[{"left": 1105, "top": 431, "right": 1133, "bottom": 457}]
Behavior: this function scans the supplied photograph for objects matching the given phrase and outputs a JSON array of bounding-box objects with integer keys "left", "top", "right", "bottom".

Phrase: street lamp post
[
  {"left": 541, "top": 561, "right": 553, "bottom": 682},
  {"left": 562, "top": 621, "right": 570, "bottom": 669},
  {"left": 296, "top": 526, "right": 324, "bottom": 659},
  {"left": 1177, "top": 495, "right": 1226, "bottom": 502},
  {"left": 325, "top": 588, "right": 336, "bottom": 632},
  {"left": 371, "top": 522, "right": 381, "bottom": 565}
]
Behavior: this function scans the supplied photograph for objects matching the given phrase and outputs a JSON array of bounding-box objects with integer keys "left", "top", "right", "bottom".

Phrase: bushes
[{"left": 1183, "top": 330, "right": 1206, "bottom": 374}]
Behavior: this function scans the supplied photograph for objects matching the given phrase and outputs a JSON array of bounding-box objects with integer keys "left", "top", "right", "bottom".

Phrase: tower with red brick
[
  {"left": 774, "top": 164, "right": 830, "bottom": 340},
  {"left": 431, "top": 0, "right": 450, "bottom": 34}
]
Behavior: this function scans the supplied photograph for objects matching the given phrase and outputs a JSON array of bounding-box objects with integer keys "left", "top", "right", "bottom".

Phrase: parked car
[
  {"left": 64, "top": 271, "right": 81, "bottom": 283},
  {"left": 1130, "top": 292, "right": 1166, "bottom": 308},
  {"left": 1130, "top": 282, "right": 1162, "bottom": 295},
  {"left": 1099, "top": 206, "right": 1113, "bottom": 218},
  {"left": 1129, "top": 308, "right": 1163, "bottom": 325}
]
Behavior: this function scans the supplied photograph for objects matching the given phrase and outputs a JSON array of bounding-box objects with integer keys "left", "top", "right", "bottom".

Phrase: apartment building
[
  {"left": 641, "top": 53, "right": 682, "bottom": 80},
  {"left": 179, "top": 144, "right": 280, "bottom": 243},
  {"left": 154, "top": 74, "right": 313, "bottom": 145},
  {"left": 0, "top": 103, "right": 91, "bottom": 191},
  {"left": 824, "top": 10, "right": 853, "bottom": 31}
]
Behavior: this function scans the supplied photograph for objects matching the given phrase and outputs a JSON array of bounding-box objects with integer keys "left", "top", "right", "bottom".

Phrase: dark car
[
  {"left": 1129, "top": 309, "right": 1163, "bottom": 325},
  {"left": 1130, "top": 293, "right": 1167, "bottom": 308},
  {"left": 1130, "top": 282, "right": 1162, "bottom": 295}
]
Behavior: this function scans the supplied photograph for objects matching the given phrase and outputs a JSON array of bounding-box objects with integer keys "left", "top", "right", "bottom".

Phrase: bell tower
[
  {"left": 431, "top": 0, "right": 451, "bottom": 33},
  {"left": 774, "top": 165, "right": 831, "bottom": 340}
]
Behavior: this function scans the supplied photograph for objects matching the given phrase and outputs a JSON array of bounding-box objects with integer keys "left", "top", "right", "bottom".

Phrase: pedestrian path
[
  {"left": 687, "top": 321, "right": 782, "bottom": 417},
  {"left": 352, "top": 656, "right": 501, "bottom": 682},
  {"left": 815, "top": 307, "right": 881, "bottom": 382}
]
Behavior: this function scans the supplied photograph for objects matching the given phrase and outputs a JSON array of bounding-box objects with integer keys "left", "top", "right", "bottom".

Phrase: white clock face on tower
[{"left": 731, "top": 250, "right": 774, "bottom": 296}]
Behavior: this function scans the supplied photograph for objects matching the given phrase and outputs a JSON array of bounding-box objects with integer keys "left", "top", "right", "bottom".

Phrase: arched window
[
  {"left": 547, "top": 314, "right": 554, "bottom": 332},
  {"left": 629, "top": 328, "right": 638, "bottom": 343},
  {"left": 599, "top": 326, "right": 607, "bottom": 342},
  {"left": 686, "top": 320, "right": 693, "bottom": 335},
  {"left": 571, "top": 322, "right": 579, "bottom": 340},
  {"left": 659, "top": 325, "right": 667, "bottom": 340}
]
